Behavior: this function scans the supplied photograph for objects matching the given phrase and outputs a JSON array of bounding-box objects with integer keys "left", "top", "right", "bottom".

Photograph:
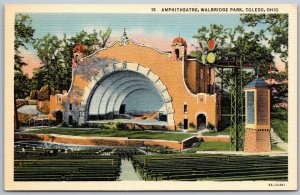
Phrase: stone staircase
[{"left": 270, "top": 128, "right": 288, "bottom": 151}]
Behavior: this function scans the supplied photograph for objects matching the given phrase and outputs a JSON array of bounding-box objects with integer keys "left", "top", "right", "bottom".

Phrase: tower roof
[
  {"left": 172, "top": 37, "right": 187, "bottom": 46},
  {"left": 73, "top": 44, "right": 86, "bottom": 53},
  {"left": 244, "top": 77, "right": 269, "bottom": 89}
]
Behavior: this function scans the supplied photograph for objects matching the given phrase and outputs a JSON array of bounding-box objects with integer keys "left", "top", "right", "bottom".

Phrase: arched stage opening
[
  {"left": 78, "top": 63, "right": 175, "bottom": 127},
  {"left": 87, "top": 71, "right": 165, "bottom": 120}
]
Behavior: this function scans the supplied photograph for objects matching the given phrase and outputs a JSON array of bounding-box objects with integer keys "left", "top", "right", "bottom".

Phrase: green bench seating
[
  {"left": 132, "top": 154, "right": 288, "bottom": 181},
  {"left": 14, "top": 149, "right": 122, "bottom": 181}
]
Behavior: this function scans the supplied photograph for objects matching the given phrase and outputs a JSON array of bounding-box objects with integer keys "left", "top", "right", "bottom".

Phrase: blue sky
[
  {"left": 27, "top": 13, "right": 242, "bottom": 39},
  {"left": 20, "top": 13, "right": 275, "bottom": 77},
  {"left": 25, "top": 13, "right": 267, "bottom": 48}
]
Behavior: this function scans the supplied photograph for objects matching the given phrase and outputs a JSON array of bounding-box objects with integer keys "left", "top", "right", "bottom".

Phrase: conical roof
[{"left": 244, "top": 77, "right": 268, "bottom": 88}]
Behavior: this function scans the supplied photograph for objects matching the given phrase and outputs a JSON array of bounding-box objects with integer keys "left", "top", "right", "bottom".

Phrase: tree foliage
[
  {"left": 14, "top": 71, "right": 31, "bottom": 99},
  {"left": 30, "top": 68, "right": 49, "bottom": 92},
  {"left": 192, "top": 23, "right": 274, "bottom": 89},
  {"left": 14, "top": 14, "right": 35, "bottom": 129},
  {"left": 14, "top": 14, "right": 35, "bottom": 97},
  {"left": 33, "top": 34, "right": 65, "bottom": 97},
  {"left": 240, "top": 14, "right": 289, "bottom": 106},
  {"left": 240, "top": 14, "right": 288, "bottom": 66},
  {"left": 192, "top": 24, "right": 228, "bottom": 52},
  {"left": 68, "top": 28, "right": 112, "bottom": 55},
  {"left": 99, "top": 28, "right": 112, "bottom": 48},
  {"left": 31, "top": 28, "right": 112, "bottom": 97},
  {"left": 14, "top": 14, "right": 35, "bottom": 71}
]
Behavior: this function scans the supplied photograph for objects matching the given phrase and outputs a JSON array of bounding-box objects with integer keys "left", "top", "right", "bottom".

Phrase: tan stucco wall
[
  {"left": 48, "top": 95, "right": 67, "bottom": 120},
  {"left": 60, "top": 40, "right": 219, "bottom": 129},
  {"left": 185, "top": 60, "right": 199, "bottom": 94},
  {"left": 89, "top": 41, "right": 218, "bottom": 129}
]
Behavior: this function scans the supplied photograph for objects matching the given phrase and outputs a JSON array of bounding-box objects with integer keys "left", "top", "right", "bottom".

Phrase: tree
[
  {"left": 231, "top": 29, "right": 273, "bottom": 78},
  {"left": 32, "top": 27, "right": 112, "bottom": 95},
  {"left": 30, "top": 67, "right": 49, "bottom": 91},
  {"left": 14, "top": 71, "right": 31, "bottom": 99},
  {"left": 56, "top": 28, "right": 112, "bottom": 91},
  {"left": 67, "top": 28, "right": 112, "bottom": 55},
  {"left": 192, "top": 23, "right": 274, "bottom": 134},
  {"left": 192, "top": 24, "right": 228, "bottom": 52},
  {"left": 15, "top": 14, "right": 35, "bottom": 71},
  {"left": 240, "top": 14, "right": 288, "bottom": 67},
  {"left": 34, "top": 34, "right": 64, "bottom": 97},
  {"left": 99, "top": 28, "right": 112, "bottom": 48},
  {"left": 192, "top": 24, "right": 274, "bottom": 89},
  {"left": 241, "top": 14, "right": 289, "bottom": 108},
  {"left": 14, "top": 14, "right": 35, "bottom": 129}
]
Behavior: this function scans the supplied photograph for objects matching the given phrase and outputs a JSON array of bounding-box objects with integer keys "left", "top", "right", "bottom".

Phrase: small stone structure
[{"left": 243, "top": 77, "right": 271, "bottom": 152}]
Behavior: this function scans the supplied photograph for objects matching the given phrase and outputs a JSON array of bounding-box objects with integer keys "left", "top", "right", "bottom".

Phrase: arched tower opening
[{"left": 175, "top": 49, "right": 180, "bottom": 59}]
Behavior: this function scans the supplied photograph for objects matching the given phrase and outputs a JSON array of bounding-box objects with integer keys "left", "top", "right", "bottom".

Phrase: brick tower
[
  {"left": 244, "top": 77, "right": 271, "bottom": 152},
  {"left": 171, "top": 36, "right": 187, "bottom": 61}
]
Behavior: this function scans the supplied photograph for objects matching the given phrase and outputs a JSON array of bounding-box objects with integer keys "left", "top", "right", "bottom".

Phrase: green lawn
[
  {"left": 271, "top": 144, "right": 285, "bottom": 151},
  {"left": 202, "top": 126, "right": 231, "bottom": 136},
  {"left": 186, "top": 142, "right": 282, "bottom": 153},
  {"left": 186, "top": 141, "right": 231, "bottom": 153},
  {"left": 29, "top": 128, "right": 194, "bottom": 141}
]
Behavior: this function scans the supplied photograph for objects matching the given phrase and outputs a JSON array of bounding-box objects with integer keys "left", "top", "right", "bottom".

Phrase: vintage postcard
[{"left": 4, "top": 4, "right": 297, "bottom": 191}]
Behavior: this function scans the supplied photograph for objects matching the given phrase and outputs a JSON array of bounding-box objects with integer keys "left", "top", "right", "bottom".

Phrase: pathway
[{"left": 119, "top": 160, "right": 141, "bottom": 181}]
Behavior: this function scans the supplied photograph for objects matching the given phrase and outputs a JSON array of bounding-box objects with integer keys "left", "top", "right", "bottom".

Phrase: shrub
[
  {"left": 28, "top": 100, "right": 37, "bottom": 105},
  {"left": 115, "top": 122, "right": 128, "bottom": 130},
  {"left": 49, "top": 120, "right": 59, "bottom": 126},
  {"left": 81, "top": 123, "right": 90, "bottom": 128},
  {"left": 188, "top": 129, "right": 197, "bottom": 132},
  {"left": 189, "top": 122, "right": 196, "bottom": 129},
  {"left": 207, "top": 122, "right": 215, "bottom": 132},
  {"left": 271, "top": 107, "right": 288, "bottom": 120},
  {"left": 29, "top": 90, "right": 37, "bottom": 100},
  {"left": 271, "top": 108, "right": 288, "bottom": 142},
  {"left": 37, "top": 85, "right": 50, "bottom": 101},
  {"left": 97, "top": 124, "right": 105, "bottom": 129},
  {"left": 161, "top": 126, "right": 167, "bottom": 130},
  {"left": 271, "top": 119, "right": 288, "bottom": 142},
  {"left": 72, "top": 121, "right": 78, "bottom": 128},
  {"left": 217, "top": 118, "right": 230, "bottom": 131},
  {"left": 147, "top": 146, "right": 177, "bottom": 154},
  {"left": 103, "top": 124, "right": 114, "bottom": 129},
  {"left": 178, "top": 122, "right": 183, "bottom": 129},
  {"left": 61, "top": 121, "right": 68, "bottom": 127}
]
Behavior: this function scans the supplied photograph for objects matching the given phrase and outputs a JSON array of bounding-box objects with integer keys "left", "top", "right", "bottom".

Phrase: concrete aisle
[{"left": 119, "top": 160, "right": 141, "bottom": 181}]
